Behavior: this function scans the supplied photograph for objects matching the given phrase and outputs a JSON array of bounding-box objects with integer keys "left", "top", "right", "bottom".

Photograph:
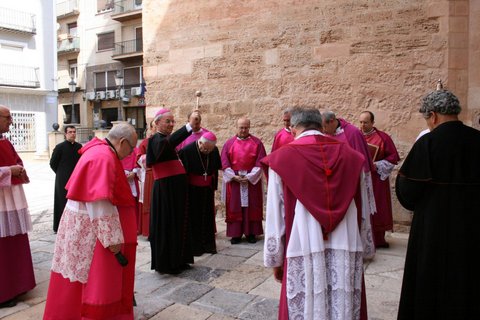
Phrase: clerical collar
[
  {"left": 362, "top": 128, "right": 376, "bottom": 136},
  {"left": 236, "top": 135, "right": 250, "bottom": 140},
  {"left": 284, "top": 127, "right": 291, "bottom": 133},
  {"left": 105, "top": 138, "right": 119, "bottom": 159}
]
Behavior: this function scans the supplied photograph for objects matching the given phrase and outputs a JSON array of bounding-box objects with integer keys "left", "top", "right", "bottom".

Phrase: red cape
[{"left": 261, "top": 134, "right": 364, "bottom": 235}]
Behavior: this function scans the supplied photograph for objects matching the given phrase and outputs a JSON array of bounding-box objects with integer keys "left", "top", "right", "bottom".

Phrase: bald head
[
  {"left": 0, "top": 105, "right": 12, "bottom": 134},
  {"left": 236, "top": 117, "right": 251, "bottom": 139}
]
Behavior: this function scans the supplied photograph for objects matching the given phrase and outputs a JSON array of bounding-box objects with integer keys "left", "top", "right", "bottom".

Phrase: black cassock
[
  {"left": 179, "top": 141, "right": 221, "bottom": 256},
  {"left": 49, "top": 140, "right": 82, "bottom": 232},
  {"left": 396, "top": 121, "right": 480, "bottom": 319},
  {"left": 146, "top": 126, "right": 193, "bottom": 274}
]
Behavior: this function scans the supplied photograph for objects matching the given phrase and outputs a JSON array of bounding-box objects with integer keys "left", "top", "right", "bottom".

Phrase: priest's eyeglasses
[{"left": 123, "top": 138, "right": 135, "bottom": 153}]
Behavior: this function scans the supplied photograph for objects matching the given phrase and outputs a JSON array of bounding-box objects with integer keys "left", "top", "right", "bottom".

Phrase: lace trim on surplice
[{"left": 286, "top": 249, "right": 364, "bottom": 320}]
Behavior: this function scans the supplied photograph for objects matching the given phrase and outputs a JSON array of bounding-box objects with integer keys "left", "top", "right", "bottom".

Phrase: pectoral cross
[{"left": 203, "top": 172, "right": 207, "bottom": 181}]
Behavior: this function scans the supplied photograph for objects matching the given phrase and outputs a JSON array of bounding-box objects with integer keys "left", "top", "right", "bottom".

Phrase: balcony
[
  {"left": 112, "top": 39, "right": 143, "bottom": 61},
  {"left": 0, "top": 63, "right": 40, "bottom": 88},
  {"left": 0, "top": 7, "right": 36, "bottom": 34},
  {"left": 57, "top": 0, "right": 79, "bottom": 19},
  {"left": 111, "top": 0, "right": 142, "bottom": 22},
  {"left": 57, "top": 36, "right": 80, "bottom": 55}
]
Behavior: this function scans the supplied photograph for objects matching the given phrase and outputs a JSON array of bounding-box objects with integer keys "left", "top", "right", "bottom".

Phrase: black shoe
[
  {"left": 0, "top": 299, "right": 17, "bottom": 308},
  {"left": 247, "top": 235, "right": 257, "bottom": 243},
  {"left": 230, "top": 237, "right": 241, "bottom": 244}
]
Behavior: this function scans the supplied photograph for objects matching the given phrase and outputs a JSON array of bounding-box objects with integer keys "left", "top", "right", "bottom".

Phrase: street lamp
[
  {"left": 114, "top": 70, "right": 124, "bottom": 121},
  {"left": 68, "top": 77, "right": 77, "bottom": 124}
]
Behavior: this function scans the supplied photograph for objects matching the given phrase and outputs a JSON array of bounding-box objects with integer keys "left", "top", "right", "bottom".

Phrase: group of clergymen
[{"left": 2, "top": 86, "right": 480, "bottom": 320}]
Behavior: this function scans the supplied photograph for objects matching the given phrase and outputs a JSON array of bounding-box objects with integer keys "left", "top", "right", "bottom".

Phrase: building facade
[
  {"left": 0, "top": 1, "right": 56, "bottom": 158},
  {"left": 56, "top": 0, "right": 145, "bottom": 143},
  {"left": 142, "top": 0, "right": 479, "bottom": 226}
]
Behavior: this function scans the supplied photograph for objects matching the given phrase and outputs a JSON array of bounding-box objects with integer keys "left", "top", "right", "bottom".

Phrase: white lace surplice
[
  {"left": 51, "top": 199, "right": 124, "bottom": 283},
  {"left": 264, "top": 168, "right": 364, "bottom": 320},
  {"left": 222, "top": 167, "right": 262, "bottom": 207},
  {"left": 0, "top": 167, "right": 32, "bottom": 237}
]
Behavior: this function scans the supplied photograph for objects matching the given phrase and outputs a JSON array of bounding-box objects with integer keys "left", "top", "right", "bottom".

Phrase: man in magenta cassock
[
  {"left": 271, "top": 109, "right": 294, "bottom": 152},
  {"left": 221, "top": 117, "right": 266, "bottom": 244}
]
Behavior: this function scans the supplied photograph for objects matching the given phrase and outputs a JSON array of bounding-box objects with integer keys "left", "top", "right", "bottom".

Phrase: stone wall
[{"left": 142, "top": 0, "right": 479, "bottom": 227}]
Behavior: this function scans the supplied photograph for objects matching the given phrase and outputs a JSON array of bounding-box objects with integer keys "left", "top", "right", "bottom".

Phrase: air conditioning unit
[
  {"left": 96, "top": 91, "right": 106, "bottom": 100},
  {"left": 105, "top": 90, "right": 116, "bottom": 100},
  {"left": 86, "top": 92, "right": 96, "bottom": 101},
  {"left": 131, "top": 86, "right": 142, "bottom": 97}
]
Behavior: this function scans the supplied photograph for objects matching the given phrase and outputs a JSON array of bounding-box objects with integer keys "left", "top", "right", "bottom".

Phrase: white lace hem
[
  {"left": 0, "top": 184, "right": 32, "bottom": 237},
  {"left": 286, "top": 249, "right": 363, "bottom": 320}
]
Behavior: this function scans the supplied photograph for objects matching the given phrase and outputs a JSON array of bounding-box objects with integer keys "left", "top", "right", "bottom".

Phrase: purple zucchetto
[{"left": 202, "top": 131, "right": 217, "bottom": 142}]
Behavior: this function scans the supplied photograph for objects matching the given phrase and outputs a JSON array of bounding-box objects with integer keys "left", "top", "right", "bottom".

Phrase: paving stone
[
  {"left": 0, "top": 301, "right": 45, "bottom": 320},
  {"left": 134, "top": 270, "right": 183, "bottom": 294},
  {"left": 238, "top": 296, "right": 279, "bottom": 320},
  {"left": 243, "top": 250, "right": 264, "bottom": 267},
  {"left": 194, "top": 254, "right": 246, "bottom": 271},
  {"left": 132, "top": 293, "right": 173, "bottom": 320},
  {"left": 175, "top": 265, "right": 226, "bottom": 283},
  {"left": 220, "top": 246, "right": 259, "bottom": 258},
  {"left": 159, "top": 282, "right": 214, "bottom": 304},
  {"left": 248, "top": 275, "right": 281, "bottom": 300},
  {"left": 206, "top": 314, "right": 237, "bottom": 320},
  {"left": 149, "top": 303, "right": 212, "bottom": 320},
  {"left": 31, "top": 251, "right": 53, "bottom": 265},
  {"left": 210, "top": 264, "right": 271, "bottom": 293},
  {"left": 191, "top": 288, "right": 256, "bottom": 317}
]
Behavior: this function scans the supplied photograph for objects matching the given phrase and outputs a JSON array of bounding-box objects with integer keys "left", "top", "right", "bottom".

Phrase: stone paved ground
[{"left": 0, "top": 158, "right": 407, "bottom": 320}]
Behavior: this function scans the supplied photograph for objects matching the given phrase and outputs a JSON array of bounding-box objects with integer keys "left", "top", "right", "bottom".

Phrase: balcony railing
[
  {"left": 57, "top": 36, "right": 80, "bottom": 55},
  {"left": 112, "top": 39, "right": 143, "bottom": 57},
  {"left": 113, "top": 0, "right": 142, "bottom": 14},
  {"left": 0, "top": 63, "right": 40, "bottom": 88},
  {"left": 56, "top": 0, "right": 79, "bottom": 18},
  {"left": 0, "top": 7, "right": 36, "bottom": 34}
]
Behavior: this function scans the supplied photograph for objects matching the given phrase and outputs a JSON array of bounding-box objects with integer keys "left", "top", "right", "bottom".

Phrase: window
[
  {"left": 68, "top": 59, "right": 77, "bottom": 80},
  {"left": 67, "top": 22, "right": 77, "bottom": 37},
  {"left": 97, "top": 32, "right": 114, "bottom": 51},
  {"left": 63, "top": 104, "right": 80, "bottom": 124},
  {"left": 94, "top": 70, "right": 117, "bottom": 91},
  {"left": 123, "top": 66, "right": 143, "bottom": 88}
]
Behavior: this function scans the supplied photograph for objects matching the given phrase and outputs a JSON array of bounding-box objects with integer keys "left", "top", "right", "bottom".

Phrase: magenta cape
[
  {"left": 66, "top": 138, "right": 134, "bottom": 207},
  {"left": 221, "top": 135, "right": 266, "bottom": 222},
  {"left": 262, "top": 134, "right": 364, "bottom": 236},
  {"left": 271, "top": 128, "right": 294, "bottom": 152}
]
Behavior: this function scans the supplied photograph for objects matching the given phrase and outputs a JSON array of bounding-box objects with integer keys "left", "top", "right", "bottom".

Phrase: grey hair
[
  {"left": 199, "top": 136, "right": 216, "bottom": 145},
  {"left": 290, "top": 107, "right": 322, "bottom": 130},
  {"left": 419, "top": 90, "right": 461, "bottom": 116},
  {"left": 283, "top": 108, "right": 292, "bottom": 115},
  {"left": 107, "top": 123, "right": 137, "bottom": 146},
  {"left": 322, "top": 110, "right": 336, "bottom": 122}
]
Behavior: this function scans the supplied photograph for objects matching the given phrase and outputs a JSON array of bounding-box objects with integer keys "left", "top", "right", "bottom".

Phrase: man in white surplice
[{"left": 261, "top": 107, "right": 369, "bottom": 320}]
